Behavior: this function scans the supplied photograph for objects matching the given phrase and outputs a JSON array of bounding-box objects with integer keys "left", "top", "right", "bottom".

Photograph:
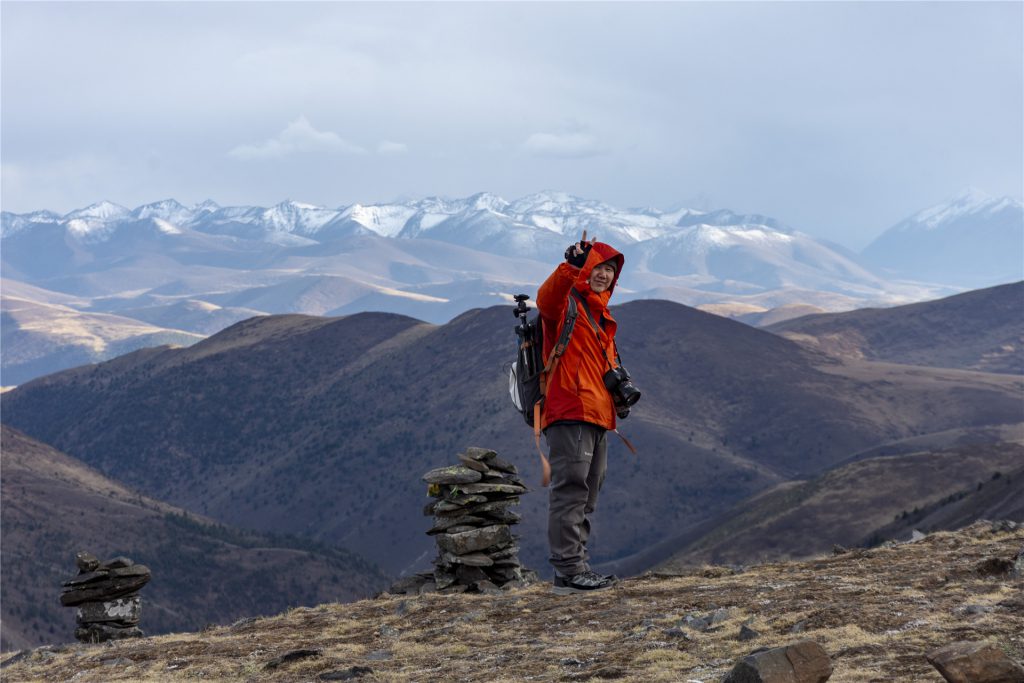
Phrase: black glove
[{"left": 564, "top": 241, "right": 591, "bottom": 268}]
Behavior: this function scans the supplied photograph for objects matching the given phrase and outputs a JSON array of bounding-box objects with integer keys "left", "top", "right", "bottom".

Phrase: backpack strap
[{"left": 532, "top": 294, "right": 579, "bottom": 487}]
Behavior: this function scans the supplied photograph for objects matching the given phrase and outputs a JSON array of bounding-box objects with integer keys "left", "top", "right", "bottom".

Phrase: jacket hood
[{"left": 576, "top": 241, "right": 625, "bottom": 296}]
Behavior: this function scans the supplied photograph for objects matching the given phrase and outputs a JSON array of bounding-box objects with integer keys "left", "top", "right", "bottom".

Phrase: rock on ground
[
  {"left": 926, "top": 640, "right": 1024, "bottom": 683},
  {"left": 722, "top": 640, "right": 833, "bottom": 683}
]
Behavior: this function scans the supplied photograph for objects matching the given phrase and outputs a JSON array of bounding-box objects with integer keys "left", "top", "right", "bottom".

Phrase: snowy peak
[
  {"left": 900, "top": 188, "right": 1020, "bottom": 232},
  {"left": 465, "top": 192, "right": 510, "bottom": 214},
  {"left": 262, "top": 200, "right": 340, "bottom": 235},
  {"left": 341, "top": 203, "right": 417, "bottom": 237},
  {"left": 132, "top": 199, "right": 193, "bottom": 226},
  {"left": 65, "top": 201, "right": 131, "bottom": 222}
]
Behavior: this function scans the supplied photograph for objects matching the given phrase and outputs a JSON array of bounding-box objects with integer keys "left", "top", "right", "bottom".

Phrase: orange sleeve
[{"left": 536, "top": 263, "right": 577, "bottom": 323}]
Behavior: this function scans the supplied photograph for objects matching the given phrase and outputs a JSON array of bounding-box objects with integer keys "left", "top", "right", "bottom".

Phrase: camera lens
[{"left": 618, "top": 381, "right": 641, "bottom": 407}]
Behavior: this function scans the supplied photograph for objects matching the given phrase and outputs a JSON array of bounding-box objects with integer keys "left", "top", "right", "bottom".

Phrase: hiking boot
[{"left": 552, "top": 570, "right": 618, "bottom": 595}]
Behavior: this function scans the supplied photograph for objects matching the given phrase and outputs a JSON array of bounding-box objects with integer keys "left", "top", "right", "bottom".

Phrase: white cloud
[
  {"left": 229, "top": 116, "right": 366, "bottom": 160},
  {"left": 377, "top": 141, "right": 408, "bottom": 155},
  {"left": 523, "top": 130, "right": 607, "bottom": 159}
]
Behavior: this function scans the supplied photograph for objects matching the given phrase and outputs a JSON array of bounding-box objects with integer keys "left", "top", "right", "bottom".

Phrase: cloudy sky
[{"left": 2, "top": 1, "right": 1021, "bottom": 249}]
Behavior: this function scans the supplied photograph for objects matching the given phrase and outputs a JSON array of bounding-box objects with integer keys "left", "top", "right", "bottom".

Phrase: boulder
[
  {"left": 422, "top": 466, "right": 483, "bottom": 485},
  {"left": 722, "top": 640, "right": 833, "bottom": 683},
  {"left": 436, "top": 525, "right": 512, "bottom": 556},
  {"left": 926, "top": 641, "right": 1024, "bottom": 683}
]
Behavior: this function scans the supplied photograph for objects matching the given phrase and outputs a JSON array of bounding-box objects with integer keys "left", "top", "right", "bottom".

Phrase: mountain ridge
[{"left": 4, "top": 295, "right": 1020, "bottom": 577}]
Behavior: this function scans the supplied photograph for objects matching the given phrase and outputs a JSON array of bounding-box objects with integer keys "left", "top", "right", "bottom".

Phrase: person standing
[{"left": 536, "top": 236, "right": 626, "bottom": 594}]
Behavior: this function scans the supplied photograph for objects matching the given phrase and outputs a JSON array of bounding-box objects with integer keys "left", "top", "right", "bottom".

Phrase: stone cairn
[
  {"left": 389, "top": 447, "right": 537, "bottom": 595},
  {"left": 61, "top": 552, "right": 151, "bottom": 643}
]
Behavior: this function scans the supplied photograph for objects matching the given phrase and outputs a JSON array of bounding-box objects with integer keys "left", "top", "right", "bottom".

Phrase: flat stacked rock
[
  {"left": 61, "top": 552, "right": 151, "bottom": 643},
  {"left": 390, "top": 447, "right": 537, "bottom": 595}
]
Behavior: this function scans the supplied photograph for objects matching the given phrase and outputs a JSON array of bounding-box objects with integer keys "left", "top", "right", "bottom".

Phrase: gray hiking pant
[{"left": 545, "top": 422, "right": 608, "bottom": 576}]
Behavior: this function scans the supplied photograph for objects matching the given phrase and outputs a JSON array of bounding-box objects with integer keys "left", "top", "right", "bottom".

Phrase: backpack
[
  {"left": 509, "top": 294, "right": 579, "bottom": 426},
  {"left": 508, "top": 294, "right": 579, "bottom": 486}
]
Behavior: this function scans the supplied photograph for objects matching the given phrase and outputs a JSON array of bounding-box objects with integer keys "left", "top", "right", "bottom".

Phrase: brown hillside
[
  {"left": 3, "top": 301, "right": 1021, "bottom": 579},
  {"left": 0, "top": 426, "right": 387, "bottom": 651},
  {"left": 766, "top": 280, "right": 1024, "bottom": 374},
  {"left": 653, "top": 441, "right": 1024, "bottom": 573},
  {"left": 2, "top": 523, "right": 1021, "bottom": 682}
]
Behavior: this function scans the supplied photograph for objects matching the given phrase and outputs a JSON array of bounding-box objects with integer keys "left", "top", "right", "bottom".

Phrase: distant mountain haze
[
  {"left": 862, "top": 189, "right": 1024, "bottom": 287},
  {"left": 4, "top": 295, "right": 1020, "bottom": 577},
  {"left": 0, "top": 426, "right": 387, "bottom": 651},
  {"left": 3, "top": 189, "right": 1017, "bottom": 384}
]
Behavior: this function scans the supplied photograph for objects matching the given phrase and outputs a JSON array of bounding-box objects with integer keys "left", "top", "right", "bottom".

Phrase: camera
[{"left": 603, "top": 366, "right": 641, "bottom": 419}]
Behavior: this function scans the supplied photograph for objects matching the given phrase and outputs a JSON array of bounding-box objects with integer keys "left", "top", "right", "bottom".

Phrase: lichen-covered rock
[
  {"left": 926, "top": 640, "right": 1024, "bottom": 683},
  {"left": 422, "top": 466, "right": 483, "bottom": 485},
  {"left": 75, "top": 596, "right": 140, "bottom": 625}
]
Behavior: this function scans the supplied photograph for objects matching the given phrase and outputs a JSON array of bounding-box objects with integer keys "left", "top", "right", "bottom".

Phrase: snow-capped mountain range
[{"left": 1, "top": 189, "right": 1020, "bottom": 384}]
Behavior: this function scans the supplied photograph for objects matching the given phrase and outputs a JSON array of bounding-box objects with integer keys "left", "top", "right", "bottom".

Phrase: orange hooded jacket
[{"left": 536, "top": 241, "right": 625, "bottom": 432}]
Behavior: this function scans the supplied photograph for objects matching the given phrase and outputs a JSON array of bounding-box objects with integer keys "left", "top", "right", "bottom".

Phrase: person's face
[{"left": 589, "top": 262, "right": 616, "bottom": 293}]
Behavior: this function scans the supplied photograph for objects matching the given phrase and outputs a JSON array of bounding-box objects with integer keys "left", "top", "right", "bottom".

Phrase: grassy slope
[{"left": 1, "top": 523, "right": 1021, "bottom": 682}]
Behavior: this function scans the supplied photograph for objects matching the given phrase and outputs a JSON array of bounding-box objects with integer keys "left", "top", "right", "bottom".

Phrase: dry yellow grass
[{"left": 2, "top": 522, "right": 1021, "bottom": 682}]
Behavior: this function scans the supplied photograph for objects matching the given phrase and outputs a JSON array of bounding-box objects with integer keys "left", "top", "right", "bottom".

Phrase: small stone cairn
[
  {"left": 61, "top": 552, "right": 151, "bottom": 643},
  {"left": 390, "top": 447, "right": 537, "bottom": 595}
]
